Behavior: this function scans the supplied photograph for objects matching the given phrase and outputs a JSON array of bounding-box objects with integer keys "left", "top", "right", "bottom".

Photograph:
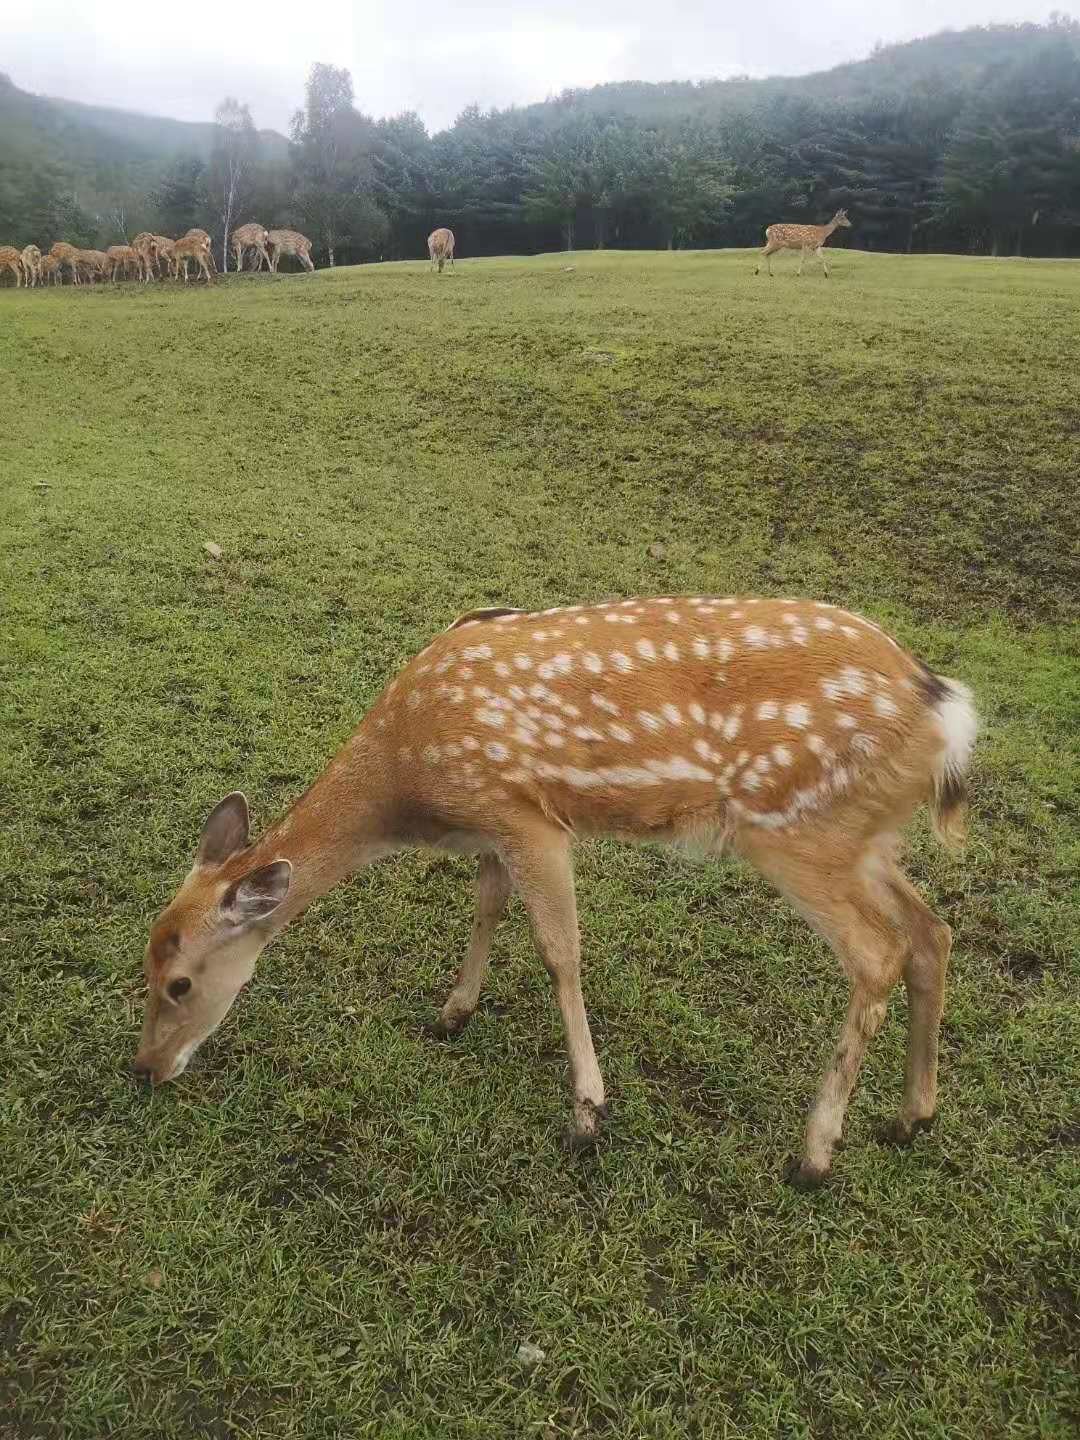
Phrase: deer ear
[
  {"left": 197, "top": 793, "right": 250, "bottom": 866},
  {"left": 222, "top": 860, "right": 292, "bottom": 926}
]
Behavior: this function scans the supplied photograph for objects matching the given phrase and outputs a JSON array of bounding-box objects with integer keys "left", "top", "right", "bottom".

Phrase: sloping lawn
[{"left": 1, "top": 249, "right": 1078, "bottom": 1438}]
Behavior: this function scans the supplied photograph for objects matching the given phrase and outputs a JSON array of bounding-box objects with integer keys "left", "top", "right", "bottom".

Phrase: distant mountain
[
  {"left": 45, "top": 94, "right": 289, "bottom": 163},
  {"left": 0, "top": 73, "right": 288, "bottom": 247},
  {"left": 529, "top": 20, "right": 1077, "bottom": 120}
]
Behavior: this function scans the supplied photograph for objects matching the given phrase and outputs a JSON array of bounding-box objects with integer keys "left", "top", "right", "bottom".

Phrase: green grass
[{"left": 1, "top": 249, "right": 1078, "bottom": 1439}]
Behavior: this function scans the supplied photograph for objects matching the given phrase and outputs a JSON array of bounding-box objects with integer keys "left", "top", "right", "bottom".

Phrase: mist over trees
[{"left": 2, "top": 17, "right": 1079, "bottom": 265}]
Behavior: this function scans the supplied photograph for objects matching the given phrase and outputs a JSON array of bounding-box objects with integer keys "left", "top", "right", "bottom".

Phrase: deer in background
[
  {"left": 231, "top": 222, "right": 272, "bottom": 273},
  {"left": 38, "top": 254, "right": 61, "bottom": 285},
  {"left": 76, "top": 249, "right": 108, "bottom": 283},
  {"left": 428, "top": 227, "right": 455, "bottom": 272},
  {"left": 172, "top": 233, "right": 214, "bottom": 283},
  {"left": 0, "top": 246, "right": 25, "bottom": 285},
  {"left": 105, "top": 245, "right": 141, "bottom": 282},
  {"left": 267, "top": 228, "right": 315, "bottom": 273},
  {"left": 131, "top": 232, "right": 158, "bottom": 281},
  {"left": 134, "top": 595, "right": 976, "bottom": 1190},
  {"left": 20, "top": 245, "right": 41, "bottom": 286},
  {"left": 755, "top": 209, "right": 852, "bottom": 278},
  {"left": 48, "top": 241, "right": 82, "bottom": 284},
  {"left": 151, "top": 235, "right": 177, "bottom": 279}
]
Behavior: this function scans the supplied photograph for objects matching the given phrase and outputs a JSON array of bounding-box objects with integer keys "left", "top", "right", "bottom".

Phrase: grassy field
[{"left": 1, "top": 248, "right": 1078, "bottom": 1439}]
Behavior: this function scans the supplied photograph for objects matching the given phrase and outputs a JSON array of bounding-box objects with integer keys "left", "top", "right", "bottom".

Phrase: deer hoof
[
  {"left": 783, "top": 1155, "right": 827, "bottom": 1191},
  {"left": 880, "top": 1114, "right": 935, "bottom": 1148}
]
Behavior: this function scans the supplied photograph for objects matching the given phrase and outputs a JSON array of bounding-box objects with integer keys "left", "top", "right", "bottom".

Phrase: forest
[{"left": 2, "top": 17, "right": 1079, "bottom": 267}]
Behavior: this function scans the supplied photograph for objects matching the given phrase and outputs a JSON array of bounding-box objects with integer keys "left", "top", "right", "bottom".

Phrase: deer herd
[
  {"left": 0, "top": 223, "right": 317, "bottom": 287},
  {"left": 0, "top": 211, "right": 853, "bottom": 290}
]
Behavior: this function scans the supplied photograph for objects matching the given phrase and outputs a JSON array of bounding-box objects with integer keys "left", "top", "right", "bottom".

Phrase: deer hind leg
[
  {"left": 434, "top": 853, "right": 513, "bottom": 1036},
  {"left": 509, "top": 826, "right": 606, "bottom": 1147},
  {"left": 754, "top": 242, "right": 776, "bottom": 277},
  {"left": 881, "top": 865, "right": 951, "bottom": 1145},
  {"left": 740, "top": 830, "right": 910, "bottom": 1187}
]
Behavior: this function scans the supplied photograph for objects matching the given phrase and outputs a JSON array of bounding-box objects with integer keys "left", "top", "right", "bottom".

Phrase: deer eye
[{"left": 167, "top": 977, "right": 192, "bottom": 1001}]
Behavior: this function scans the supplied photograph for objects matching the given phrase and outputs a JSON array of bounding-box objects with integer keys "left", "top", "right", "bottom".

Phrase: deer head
[
  {"left": 132, "top": 794, "right": 292, "bottom": 1085},
  {"left": 832, "top": 209, "right": 852, "bottom": 228}
]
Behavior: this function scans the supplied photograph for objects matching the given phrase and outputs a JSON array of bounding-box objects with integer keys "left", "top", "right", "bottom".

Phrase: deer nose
[{"left": 131, "top": 1060, "right": 153, "bottom": 1084}]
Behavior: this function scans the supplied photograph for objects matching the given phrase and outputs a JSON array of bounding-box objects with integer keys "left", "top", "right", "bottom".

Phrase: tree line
[{"left": 3, "top": 18, "right": 1080, "bottom": 268}]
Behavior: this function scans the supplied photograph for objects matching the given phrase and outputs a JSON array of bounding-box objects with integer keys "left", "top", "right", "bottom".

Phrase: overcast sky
[{"left": 6, "top": 1, "right": 1068, "bottom": 135}]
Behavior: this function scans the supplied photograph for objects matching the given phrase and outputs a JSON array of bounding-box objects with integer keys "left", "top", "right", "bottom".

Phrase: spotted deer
[
  {"left": 231, "top": 222, "right": 271, "bottom": 273},
  {"left": 131, "top": 232, "right": 157, "bottom": 281},
  {"left": 76, "top": 249, "right": 108, "bottom": 283},
  {"left": 20, "top": 244, "right": 41, "bottom": 286},
  {"left": 179, "top": 230, "right": 217, "bottom": 276},
  {"left": 49, "top": 241, "right": 82, "bottom": 284},
  {"left": 105, "top": 245, "right": 141, "bottom": 281},
  {"left": 0, "top": 246, "right": 25, "bottom": 285},
  {"left": 151, "top": 235, "right": 177, "bottom": 279},
  {"left": 172, "top": 233, "right": 214, "bottom": 283},
  {"left": 755, "top": 209, "right": 852, "bottom": 278},
  {"left": 267, "top": 228, "right": 315, "bottom": 273},
  {"left": 428, "top": 227, "right": 455, "bottom": 272},
  {"left": 38, "top": 254, "right": 61, "bottom": 285},
  {"left": 133, "top": 595, "right": 976, "bottom": 1188}
]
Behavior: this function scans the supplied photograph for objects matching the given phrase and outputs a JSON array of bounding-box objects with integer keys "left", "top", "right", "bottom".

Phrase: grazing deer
[
  {"left": 172, "top": 233, "right": 214, "bottom": 283},
  {"left": 76, "top": 249, "right": 108, "bottom": 283},
  {"left": 0, "top": 246, "right": 25, "bottom": 285},
  {"left": 755, "top": 209, "right": 852, "bottom": 278},
  {"left": 38, "top": 254, "right": 61, "bottom": 285},
  {"left": 231, "top": 222, "right": 272, "bottom": 273},
  {"left": 179, "top": 230, "right": 217, "bottom": 276},
  {"left": 131, "top": 232, "right": 157, "bottom": 281},
  {"left": 49, "top": 242, "right": 82, "bottom": 285},
  {"left": 428, "top": 227, "right": 455, "bottom": 273},
  {"left": 133, "top": 595, "right": 976, "bottom": 1189},
  {"left": 20, "top": 244, "right": 41, "bottom": 286},
  {"left": 151, "top": 235, "right": 177, "bottom": 280},
  {"left": 105, "top": 245, "right": 141, "bottom": 282},
  {"left": 267, "top": 228, "right": 315, "bottom": 273}
]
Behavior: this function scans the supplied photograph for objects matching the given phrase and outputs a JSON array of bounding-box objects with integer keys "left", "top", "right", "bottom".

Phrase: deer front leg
[
  {"left": 818, "top": 245, "right": 829, "bottom": 278},
  {"left": 512, "top": 831, "right": 607, "bottom": 1148},
  {"left": 434, "top": 853, "right": 512, "bottom": 1036}
]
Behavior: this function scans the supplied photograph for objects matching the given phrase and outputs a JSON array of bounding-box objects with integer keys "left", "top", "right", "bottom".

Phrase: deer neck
[{"left": 242, "top": 728, "right": 398, "bottom": 931}]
